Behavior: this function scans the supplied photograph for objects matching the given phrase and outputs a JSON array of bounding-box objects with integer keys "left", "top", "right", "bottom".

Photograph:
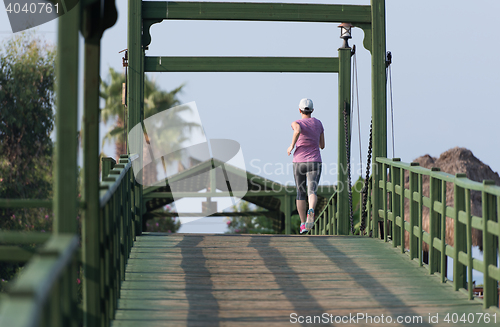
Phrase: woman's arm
[
  {"left": 319, "top": 132, "right": 325, "bottom": 149},
  {"left": 287, "top": 122, "right": 301, "bottom": 156}
]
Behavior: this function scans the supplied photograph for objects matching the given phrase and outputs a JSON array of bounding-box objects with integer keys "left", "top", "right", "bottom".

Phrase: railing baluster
[
  {"left": 465, "top": 188, "right": 473, "bottom": 300},
  {"left": 453, "top": 174, "right": 467, "bottom": 292},
  {"left": 440, "top": 179, "right": 447, "bottom": 283},
  {"left": 391, "top": 158, "right": 401, "bottom": 247},
  {"left": 332, "top": 195, "right": 337, "bottom": 235},
  {"left": 374, "top": 157, "right": 500, "bottom": 309},
  {"left": 418, "top": 173, "right": 423, "bottom": 267},
  {"left": 382, "top": 163, "right": 387, "bottom": 242},
  {"left": 399, "top": 167, "right": 405, "bottom": 252},
  {"left": 409, "top": 163, "right": 419, "bottom": 260},
  {"left": 482, "top": 181, "right": 498, "bottom": 308},
  {"left": 367, "top": 177, "right": 371, "bottom": 236},
  {"left": 429, "top": 168, "right": 441, "bottom": 275}
]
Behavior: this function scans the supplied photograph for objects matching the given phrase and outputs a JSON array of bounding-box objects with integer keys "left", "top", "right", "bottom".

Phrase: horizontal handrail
[
  {"left": 307, "top": 189, "right": 338, "bottom": 235},
  {"left": 0, "top": 231, "right": 52, "bottom": 244},
  {"left": 0, "top": 199, "right": 86, "bottom": 209},
  {"left": 377, "top": 157, "right": 500, "bottom": 195},
  {"left": 85, "top": 155, "right": 137, "bottom": 325},
  {"left": 143, "top": 1, "right": 372, "bottom": 23},
  {"left": 375, "top": 157, "right": 500, "bottom": 310},
  {"left": 0, "top": 234, "right": 79, "bottom": 327},
  {"left": 99, "top": 158, "right": 133, "bottom": 207},
  {"left": 0, "top": 199, "right": 53, "bottom": 208}
]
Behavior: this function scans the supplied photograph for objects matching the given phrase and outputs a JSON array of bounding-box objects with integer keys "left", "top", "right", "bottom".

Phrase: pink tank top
[{"left": 292, "top": 117, "right": 324, "bottom": 163}]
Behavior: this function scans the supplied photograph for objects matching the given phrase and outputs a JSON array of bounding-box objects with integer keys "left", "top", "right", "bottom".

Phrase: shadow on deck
[{"left": 111, "top": 234, "right": 491, "bottom": 327}]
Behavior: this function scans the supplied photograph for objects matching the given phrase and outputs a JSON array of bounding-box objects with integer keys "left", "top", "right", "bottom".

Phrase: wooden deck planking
[{"left": 111, "top": 234, "right": 495, "bottom": 326}]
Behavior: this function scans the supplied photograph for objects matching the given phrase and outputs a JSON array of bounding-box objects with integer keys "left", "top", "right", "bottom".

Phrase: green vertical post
[
  {"left": 102, "top": 157, "right": 116, "bottom": 181},
  {"left": 399, "top": 168, "right": 405, "bottom": 252},
  {"left": 382, "top": 163, "right": 387, "bottom": 242},
  {"left": 453, "top": 174, "right": 467, "bottom": 292},
  {"left": 337, "top": 45, "right": 351, "bottom": 236},
  {"left": 429, "top": 168, "right": 441, "bottom": 275},
  {"left": 54, "top": 4, "right": 79, "bottom": 235},
  {"left": 391, "top": 159, "right": 401, "bottom": 247},
  {"left": 54, "top": 6, "right": 79, "bottom": 327},
  {"left": 284, "top": 194, "right": 291, "bottom": 235},
  {"left": 82, "top": 34, "right": 102, "bottom": 327},
  {"left": 482, "top": 181, "right": 498, "bottom": 308},
  {"left": 418, "top": 174, "right": 423, "bottom": 266},
  {"left": 370, "top": 0, "right": 387, "bottom": 239},
  {"left": 128, "top": 0, "right": 143, "bottom": 235},
  {"left": 408, "top": 164, "right": 419, "bottom": 260},
  {"left": 440, "top": 180, "right": 447, "bottom": 283},
  {"left": 331, "top": 195, "right": 337, "bottom": 235},
  {"left": 465, "top": 188, "right": 473, "bottom": 300}
]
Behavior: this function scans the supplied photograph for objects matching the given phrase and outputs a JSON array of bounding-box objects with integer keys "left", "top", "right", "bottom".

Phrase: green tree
[
  {"left": 225, "top": 201, "right": 274, "bottom": 234},
  {"left": 100, "top": 68, "right": 199, "bottom": 232},
  {"left": 0, "top": 33, "right": 55, "bottom": 288},
  {"left": 0, "top": 33, "right": 55, "bottom": 231},
  {"left": 100, "top": 68, "right": 198, "bottom": 180}
]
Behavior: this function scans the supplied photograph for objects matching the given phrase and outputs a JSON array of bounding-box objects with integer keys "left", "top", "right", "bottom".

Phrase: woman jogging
[{"left": 287, "top": 98, "right": 325, "bottom": 234}]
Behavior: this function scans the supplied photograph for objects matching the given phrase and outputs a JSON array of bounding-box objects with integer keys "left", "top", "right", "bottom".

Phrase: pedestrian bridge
[
  {"left": 112, "top": 233, "right": 492, "bottom": 327},
  {"left": 0, "top": 0, "right": 499, "bottom": 326},
  {"left": 0, "top": 156, "right": 498, "bottom": 326}
]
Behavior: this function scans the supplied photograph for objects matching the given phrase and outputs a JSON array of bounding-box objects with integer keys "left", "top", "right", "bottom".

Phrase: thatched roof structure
[{"left": 402, "top": 147, "right": 500, "bottom": 251}]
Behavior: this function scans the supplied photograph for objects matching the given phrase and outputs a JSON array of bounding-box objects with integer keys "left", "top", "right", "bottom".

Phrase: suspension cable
[
  {"left": 351, "top": 49, "right": 363, "bottom": 172},
  {"left": 360, "top": 119, "right": 372, "bottom": 234},
  {"left": 386, "top": 51, "right": 395, "bottom": 158},
  {"left": 343, "top": 101, "right": 354, "bottom": 235}
]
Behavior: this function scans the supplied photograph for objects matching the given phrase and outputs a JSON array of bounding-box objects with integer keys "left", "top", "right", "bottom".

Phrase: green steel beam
[
  {"left": 128, "top": 0, "right": 142, "bottom": 136},
  {"left": 0, "top": 199, "right": 52, "bottom": 208},
  {"left": 0, "top": 231, "right": 51, "bottom": 244},
  {"left": 144, "top": 187, "right": 336, "bottom": 199},
  {"left": 54, "top": 3, "right": 79, "bottom": 235},
  {"left": 0, "top": 235, "right": 79, "bottom": 327},
  {"left": 370, "top": 0, "right": 387, "bottom": 239},
  {"left": 129, "top": 0, "right": 144, "bottom": 236},
  {"left": 337, "top": 47, "right": 352, "bottom": 236},
  {"left": 0, "top": 246, "right": 35, "bottom": 262},
  {"left": 145, "top": 191, "right": 280, "bottom": 199},
  {"left": 142, "top": 1, "right": 372, "bottom": 23},
  {"left": 82, "top": 37, "right": 101, "bottom": 327},
  {"left": 147, "top": 211, "right": 279, "bottom": 217},
  {"left": 144, "top": 56, "right": 339, "bottom": 73},
  {"left": 284, "top": 194, "right": 291, "bottom": 235}
]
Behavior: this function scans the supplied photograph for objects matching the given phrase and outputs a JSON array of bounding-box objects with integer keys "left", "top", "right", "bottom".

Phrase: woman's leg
[
  {"left": 293, "top": 163, "right": 308, "bottom": 224},
  {"left": 296, "top": 199, "right": 307, "bottom": 224},
  {"left": 308, "top": 194, "right": 317, "bottom": 212},
  {"left": 305, "top": 163, "right": 322, "bottom": 224}
]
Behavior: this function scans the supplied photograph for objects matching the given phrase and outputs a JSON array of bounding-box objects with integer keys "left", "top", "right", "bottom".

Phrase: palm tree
[
  {"left": 100, "top": 68, "right": 199, "bottom": 185},
  {"left": 100, "top": 68, "right": 128, "bottom": 159}
]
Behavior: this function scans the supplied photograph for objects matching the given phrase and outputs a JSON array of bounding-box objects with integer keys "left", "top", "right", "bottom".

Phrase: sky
[{"left": 2, "top": 0, "right": 500, "bottom": 233}]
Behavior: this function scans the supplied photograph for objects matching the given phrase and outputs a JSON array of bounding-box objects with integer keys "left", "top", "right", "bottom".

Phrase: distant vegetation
[{"left": 0, "top": 33, "right": 55, "bottom": 288}]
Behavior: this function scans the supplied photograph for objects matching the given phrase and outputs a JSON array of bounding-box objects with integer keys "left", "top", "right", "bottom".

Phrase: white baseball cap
[{"left": 299, "top": 98, "right": 314, "bottom": 112}]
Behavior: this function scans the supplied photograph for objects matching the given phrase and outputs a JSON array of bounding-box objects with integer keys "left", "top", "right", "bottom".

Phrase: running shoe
[
  {"left": 305, "top": 208, "right": 315, "bottom": 229},
  {"left": 299, "top": 223, "right": 308, "bottom": 234}
]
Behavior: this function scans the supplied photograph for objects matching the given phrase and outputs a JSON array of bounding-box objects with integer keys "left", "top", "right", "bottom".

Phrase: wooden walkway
[{"left": 111, "top": 234, "right": 494, "bottom": 326}]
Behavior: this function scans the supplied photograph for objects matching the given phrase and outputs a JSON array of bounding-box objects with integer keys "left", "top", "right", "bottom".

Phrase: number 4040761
[{"left": 5, "top": 2, "right": 59, "bottom": 14}]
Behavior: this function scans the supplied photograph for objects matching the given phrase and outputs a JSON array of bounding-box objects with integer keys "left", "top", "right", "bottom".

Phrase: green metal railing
[
  {"left": 0, "top": 234, "right": 79, "bottom": 327},
  {"left": 309, "top": 192, "right": 337, "bottom": 236},
  {"left": 376, "top": 157, "right": 500, "bottom": 310},
  {"left": 85, "top": 155, "right": 137, "bottom": 327},
  {"left": 0, "top": 155, "right": 137, "bottom": 327},
  {"left": 0, "top": 233, "right": 79, "bottom": 327}
]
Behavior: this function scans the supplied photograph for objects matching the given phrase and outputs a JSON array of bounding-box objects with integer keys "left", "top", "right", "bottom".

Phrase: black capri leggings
[{"left": 293, "top": 162, "right": 322, "bottom": 200}]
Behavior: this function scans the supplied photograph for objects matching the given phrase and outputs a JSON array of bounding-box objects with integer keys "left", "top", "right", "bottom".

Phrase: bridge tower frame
[{"left": 127, "top": 0, "right": 387, "bottom": 236}]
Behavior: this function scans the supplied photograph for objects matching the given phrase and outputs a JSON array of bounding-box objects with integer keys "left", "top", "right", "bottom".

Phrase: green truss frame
[{"left": 127, "top": 0, "right": 387, "bottom": 236}]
